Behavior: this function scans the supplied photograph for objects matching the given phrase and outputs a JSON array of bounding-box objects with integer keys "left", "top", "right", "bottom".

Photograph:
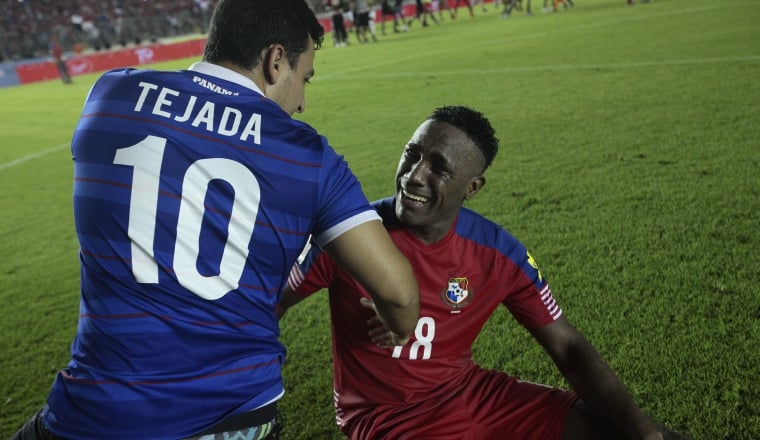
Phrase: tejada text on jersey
[{"left": 133, "top": 81, "right": 263, "bottom": 145}]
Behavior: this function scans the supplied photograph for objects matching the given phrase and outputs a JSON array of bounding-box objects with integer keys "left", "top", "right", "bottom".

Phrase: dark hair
[
  {"left": 428, "top": 106, "right": 499, "bottom": 170},
  {"left": 203, "top": 0, "right": 325, "bottom": 70}
]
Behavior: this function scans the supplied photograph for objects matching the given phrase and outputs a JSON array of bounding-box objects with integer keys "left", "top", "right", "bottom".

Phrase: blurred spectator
[
  {"left": 49, "top": 34, "right": 72, "bottom": 83},
  {"left": 452, "top": 0, "right": 475, "bottom": 18},
  {"left": 431, "top": 0, "right": 455, "bottom": 22},
  {"left": 408, "top": 0, "right": 439, "bottom": 28},
  {"left": 328, "top": 0, "right": 350, "bottom": 47},
  {"left": 472, "top": 0, "right": 488, "bottom": 13},
  {"left": 0, "top": 0, "right": 221, "bottom": 61},
  {"left": 353, "top": 0, "right": 377, "bottom": 43},
  {"left": 379, "top": 0, "right": 406, "bottom": 34},
  {"left": 195, "top": 0, "right": 213, "bottom": 33}
]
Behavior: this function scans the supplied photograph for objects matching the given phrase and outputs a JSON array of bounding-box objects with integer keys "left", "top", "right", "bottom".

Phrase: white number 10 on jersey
[{"left": 114, "top": 135, "right": 261, "bottom": 301}]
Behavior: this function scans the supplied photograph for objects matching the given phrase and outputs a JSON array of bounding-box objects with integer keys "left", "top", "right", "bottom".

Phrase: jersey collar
[{"left": 188, "top": 61, "right": 264, "bottom": 96}]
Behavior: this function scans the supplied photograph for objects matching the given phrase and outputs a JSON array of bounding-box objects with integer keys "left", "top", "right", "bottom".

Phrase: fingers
[
  {"left": 359, "top": 296, "right": 375, "bottom": 310},
  {"left": 367, "top": 322, "right": 387, "bottom": 338},
  {"left": 389, "top": 332, "right": 410, "bottom": 347},
  {"left": 366, "top": 314, "right": 383, "bottom": 327},
  {"left": 374, "top": 332, "right": 398, "bottom": 347},
  {"left": 360, "top": 296, "right": 410, "bottom": 347},
  {"left": 373, "top": 331, "right": 409, "bottom": 348}
]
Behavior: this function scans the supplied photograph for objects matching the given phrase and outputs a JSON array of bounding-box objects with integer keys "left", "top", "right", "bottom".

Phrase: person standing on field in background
[
  {"left": 353, "top": 0, "right": 377, "bottom": 43},
  {"left": 280, "top": 106, "right": 690, "bottom": 440},
  {"left": 10, "top": 1, "right": 419, "bottom": 439},
  {"left": 49, "top": 35, "right": 72, "bottom": 84},
  {"left": 394, "top": 0, "right": 409, "bottom": 30},
  {"left": 329, "top": 0, "right": 350, "bottom": 47},
  {"left": 431, "top": 0, "right": 456, "bottom": 21},
  {"left": 409, "top": 0, "right": 439, "bottom": 27},
  {"left": 501, "top": 0, "right": 536, "bottom": 17},
  {"left": 471, "top": 0, "right": 489, "bottom": 13},
  {"left": 379, "top": 0, "right": 404, "bottom": 34},
  {"left": 451, "top": 0, "right": 475, "bottom": 18}
]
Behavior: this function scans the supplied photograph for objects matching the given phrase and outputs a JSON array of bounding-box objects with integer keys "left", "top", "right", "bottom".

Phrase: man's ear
[
  {"left": 263, "top": 44, "right": 286, "bottom": 85},
  {"left": 464, "top": 176, "right": 485, "bottom": 201}
]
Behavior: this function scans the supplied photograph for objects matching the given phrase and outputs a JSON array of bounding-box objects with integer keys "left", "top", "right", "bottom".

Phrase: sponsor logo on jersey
[
  {"left": 192, "top": 76, "right": 239, "bottom": 96},
  {"left": 441, "top": 277, "right": 472, "bottom": 309}
]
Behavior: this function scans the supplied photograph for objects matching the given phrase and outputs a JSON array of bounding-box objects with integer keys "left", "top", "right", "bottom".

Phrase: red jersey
[
  {"left": 50, "top": 42, "right": 64, "bottom": 59},
  {"left": 288, "top": 197, "right": 564, "bottom": 433}
]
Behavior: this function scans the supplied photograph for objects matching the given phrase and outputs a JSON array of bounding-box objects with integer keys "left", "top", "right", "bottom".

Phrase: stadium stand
[{"left": 0, "top": 0, "right": 218, "bottom": 61}]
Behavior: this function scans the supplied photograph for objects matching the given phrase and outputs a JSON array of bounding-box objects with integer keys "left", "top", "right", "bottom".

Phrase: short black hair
[
  {"left": 428, "top": 105, "right": 499, "bottom": 170},
  {"left": 203, "top": 0, "right": 325, "bottom": 70}
]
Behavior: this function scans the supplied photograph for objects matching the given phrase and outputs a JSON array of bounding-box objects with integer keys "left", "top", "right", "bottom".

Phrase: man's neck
[
  {"left": 407, "top": 222, "right": 452, "bottom": 245},
  {"left": 212, "top": 60, "right": 267, "bottom": 94}
]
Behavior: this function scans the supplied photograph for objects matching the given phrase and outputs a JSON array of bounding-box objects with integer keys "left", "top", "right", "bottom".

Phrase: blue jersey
[{"left": 44, "top": 62, "right": 378, "bottom": 439}]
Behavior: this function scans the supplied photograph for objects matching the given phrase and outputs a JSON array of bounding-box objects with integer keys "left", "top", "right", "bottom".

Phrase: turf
[{"left": 1, "top": 0, "right": 758, "bottom": 438}]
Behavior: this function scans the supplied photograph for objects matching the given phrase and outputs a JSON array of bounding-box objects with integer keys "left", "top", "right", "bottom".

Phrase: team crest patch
[{"left": 441, "top": 277, "right": 473, "bottom": 309}]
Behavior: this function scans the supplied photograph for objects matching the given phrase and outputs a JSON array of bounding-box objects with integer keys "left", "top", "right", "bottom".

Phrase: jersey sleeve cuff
[{"left": 313, "top": 210, "right": 382, "bottom": 247}]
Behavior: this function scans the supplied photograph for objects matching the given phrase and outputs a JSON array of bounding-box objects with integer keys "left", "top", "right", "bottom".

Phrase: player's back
[{"left": 48, "top": 67, "right": 360, "bottom": 439}]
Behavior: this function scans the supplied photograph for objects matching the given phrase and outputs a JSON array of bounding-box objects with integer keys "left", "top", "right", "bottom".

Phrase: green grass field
[{"left": 1, "top": 0, "right": 758, "bottom": 438}]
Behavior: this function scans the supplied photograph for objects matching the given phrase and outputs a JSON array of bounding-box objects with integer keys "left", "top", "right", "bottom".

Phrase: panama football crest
[{"left": 441, "top": 277, "right": 472, "bottom": 309}]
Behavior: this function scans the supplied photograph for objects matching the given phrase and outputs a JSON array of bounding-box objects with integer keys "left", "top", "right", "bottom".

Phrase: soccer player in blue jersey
[
  {"left": 280, "top": 106, "right": 690, "bottom": 440},
  {"left": 10, "top": 1, "right": 419, "bottom": 439}
]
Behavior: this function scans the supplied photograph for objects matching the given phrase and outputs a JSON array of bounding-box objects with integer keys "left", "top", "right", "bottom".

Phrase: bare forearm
[
  {"left": 370, "top": 281, "right": 419, "bottom": 343},
  {"left": 323, "top": 220, "right": 420, "bottom": 341},
  {"left": 532, "top": 319, "right": 668, "bottom": 439},
  {"left": 558, "top": 340, "right": 659, "bottom": 439},
  {"left": 353, "top": 248, "right": 419, "bottom": 342}
]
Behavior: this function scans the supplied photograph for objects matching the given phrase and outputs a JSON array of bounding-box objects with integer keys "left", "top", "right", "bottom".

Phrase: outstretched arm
[
  {"left": 321, "top": 220, "right": 419, "bottom": 346},
  {"left": 529, "top": 317, "right": 689, "bottom": 440}
]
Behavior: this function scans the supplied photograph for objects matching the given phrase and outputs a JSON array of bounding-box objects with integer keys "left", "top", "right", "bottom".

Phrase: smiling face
[{"left": 395, "top": 120, "right": 486, "bottom": 243}]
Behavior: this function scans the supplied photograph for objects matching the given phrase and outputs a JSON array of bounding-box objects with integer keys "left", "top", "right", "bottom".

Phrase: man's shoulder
[
  {"left": 92, "top": 67, "right": 172, "bottom": 91},
  {"left": 457, "top": 206, "right": 503, "bottom": 231},
  {"left": 455, "top": 207, "right": 523, "bottom": 250},
  {"left": 371, "top": 196, "right": 399, "bottom": 225},
  {"left": 99, "top": 66, "right": 159, "bottom": 79}
]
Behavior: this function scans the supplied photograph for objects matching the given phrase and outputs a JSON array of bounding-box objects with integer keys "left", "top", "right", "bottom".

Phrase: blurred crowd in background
[
  {"left": 0, "top": 0, "right": 218, "bottom": 62},
  {"left": 1, "top": 1, "right": 525, "bottom": 63}
]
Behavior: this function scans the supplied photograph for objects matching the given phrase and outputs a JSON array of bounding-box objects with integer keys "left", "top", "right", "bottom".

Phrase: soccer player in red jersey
[
  {"left": 48, "top": 35, "right": 72, "bottom": 84},
  {"left": 281, "top": 106, "right": 689, "bottom": 440}
]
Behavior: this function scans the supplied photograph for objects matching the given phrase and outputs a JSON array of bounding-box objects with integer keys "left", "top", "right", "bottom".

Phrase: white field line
[
  {"left": 0, "top": 143, "right": 69, "bottom": 171},
  {"left": 0, "top": 3, "right": 743, "bottom": 171},
  {"left": 321, "top": 55, "right": 760, "bottom": 80},
  {"left": 317, "top": 3, "right": 726, "bottom": 81}
]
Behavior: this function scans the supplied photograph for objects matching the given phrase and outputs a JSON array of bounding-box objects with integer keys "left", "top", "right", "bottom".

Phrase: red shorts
[{"left": 342, "top": 368, "right": 578, "bottom": 440}]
